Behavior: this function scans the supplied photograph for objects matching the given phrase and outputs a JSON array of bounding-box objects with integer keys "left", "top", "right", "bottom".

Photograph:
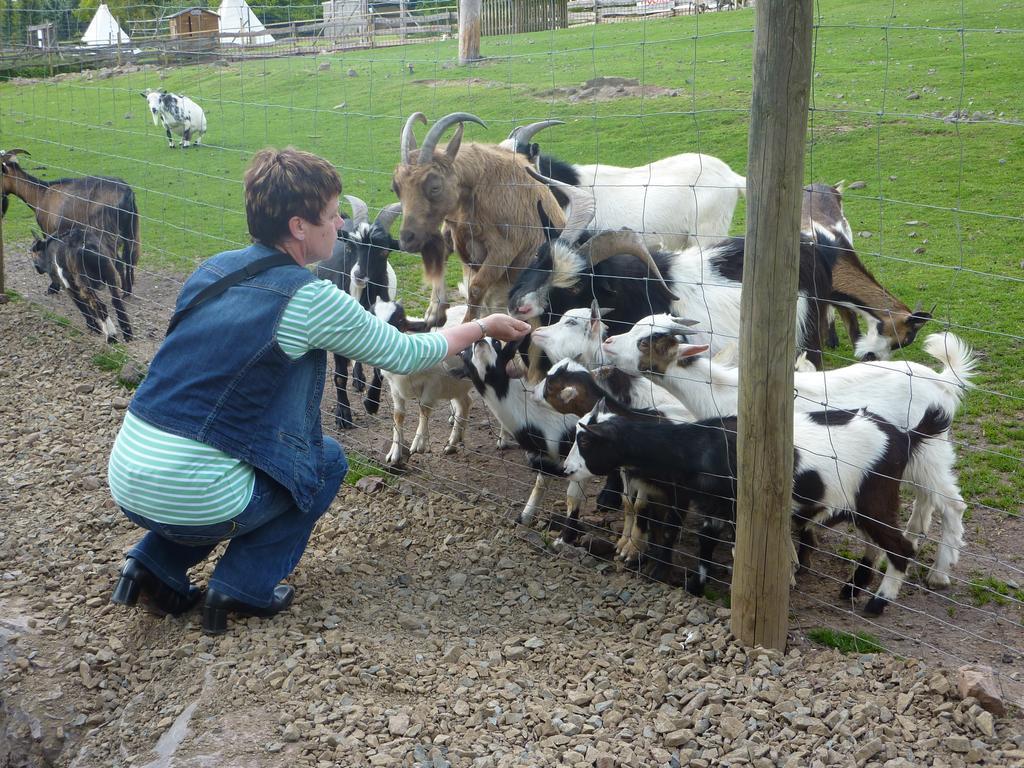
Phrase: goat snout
[{"left": 399, "top": 230, "right": 424, "bottom": 252}]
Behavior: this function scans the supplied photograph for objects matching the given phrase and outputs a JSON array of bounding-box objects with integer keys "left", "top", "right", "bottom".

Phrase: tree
[{"left": 75, "top": 0, "right": 161, "bottom": 23}]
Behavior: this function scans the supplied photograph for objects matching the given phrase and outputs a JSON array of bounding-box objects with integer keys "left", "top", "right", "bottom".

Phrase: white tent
[
  {"left": 81, "top": 3, "right": 130, "bottom": 47},
  {"left": 217, "top": 0, "right": 275, "bottom": 46}
]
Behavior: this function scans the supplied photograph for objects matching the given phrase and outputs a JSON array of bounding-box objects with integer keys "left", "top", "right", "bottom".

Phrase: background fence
[{"left": 2, "top": 0, "right": 1022, "bottom": 723}]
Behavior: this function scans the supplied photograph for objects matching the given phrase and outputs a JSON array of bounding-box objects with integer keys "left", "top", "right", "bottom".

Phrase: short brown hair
[{"left": 244, "top": 147, "right": 342, "bottom": 246}]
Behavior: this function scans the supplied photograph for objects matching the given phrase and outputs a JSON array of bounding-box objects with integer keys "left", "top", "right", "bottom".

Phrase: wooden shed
[
  {"left": 27, "top": 22, "right": 56, "bottom": 49},
  {"left": 167, "top": 7, "right": 220, "bottom": 38}
]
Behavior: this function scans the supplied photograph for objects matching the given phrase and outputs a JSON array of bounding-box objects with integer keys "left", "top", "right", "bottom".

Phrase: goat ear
[
  {"left": 445, "top": 123, "right": 465, "bottom": 161},
  {"left": 908, "top": 311, "right": 932, "bottom": 328},
  {"left": 677, "top": 344, "right": 710, "bottom": 362},
  {"left": 834, "top": 179, "right": 847, "bottom": 194}
]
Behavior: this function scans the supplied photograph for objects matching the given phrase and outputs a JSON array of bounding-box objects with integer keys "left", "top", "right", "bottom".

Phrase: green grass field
[{"left": 2, "top": 0, "right": 1022, "bottom": 512}]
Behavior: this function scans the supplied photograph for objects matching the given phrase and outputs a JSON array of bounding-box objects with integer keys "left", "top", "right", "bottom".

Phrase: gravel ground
[{"left": 2, "top": 251, "right": 1023, "bottom": 767}]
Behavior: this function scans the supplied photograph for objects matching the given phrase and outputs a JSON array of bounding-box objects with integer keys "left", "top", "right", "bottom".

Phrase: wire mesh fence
[{"left": 2, "top": 0, "right": 1022, "bottom": 714}]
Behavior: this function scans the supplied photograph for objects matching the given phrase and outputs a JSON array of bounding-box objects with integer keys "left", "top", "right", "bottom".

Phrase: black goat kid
[
  {"left": 315, "top": 196, "right": 401, "bottom": 428},
  {"left": 32, "top": 229, "right": 133, "bottom": 344}
]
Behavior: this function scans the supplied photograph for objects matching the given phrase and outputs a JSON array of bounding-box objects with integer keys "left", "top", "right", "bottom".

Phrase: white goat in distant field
[{"left": 141, "top": 89, "right": 207, "bottom": 148}]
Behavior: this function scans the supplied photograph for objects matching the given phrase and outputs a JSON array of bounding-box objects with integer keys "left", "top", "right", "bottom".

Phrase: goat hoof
[
  {"left": 863, "top": 596, "right": 889, "bottom": 616},
  {"left": 684, "top": 574, "right": 705, "bottom": 597},
  {"left": 925, "top": 571, "right": 951, "bottom": 589},
  {"left": 839, "top": 582, "right": 856, "bottom": 601},
  {"left": 352, "top": 379, "right": 366, "bottom": 393},
  {"left": 442, "top": 444, "right": 459, "bottom": 455},
  {"left": 334, "top": 410, "right": 355, "bottom": 430}
]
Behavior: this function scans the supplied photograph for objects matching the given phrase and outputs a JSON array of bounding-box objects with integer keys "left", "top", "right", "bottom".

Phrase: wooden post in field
[
  {"left": 459, "top": 0, "right": 482, "bottom": 64},
  {"left": 729, "top": 0, "right": 813, "bottom": 651}
]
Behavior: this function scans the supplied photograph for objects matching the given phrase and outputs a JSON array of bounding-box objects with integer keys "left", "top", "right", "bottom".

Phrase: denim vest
[{"left": 130, "top": 243, "right": 327, "bottom": 514}]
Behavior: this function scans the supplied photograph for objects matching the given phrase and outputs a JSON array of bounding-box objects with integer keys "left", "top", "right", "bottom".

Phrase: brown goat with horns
[
  {"left": 391, "top": 112, "right": 567, "bottom": 325},
  {"left": 1, "top": 148, "right": 140, "bottom": 296}
]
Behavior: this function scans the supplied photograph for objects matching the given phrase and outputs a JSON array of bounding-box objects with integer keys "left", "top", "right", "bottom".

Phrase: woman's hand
[{"left": 478, "top": 314, "right": 532, "bottom": 342}]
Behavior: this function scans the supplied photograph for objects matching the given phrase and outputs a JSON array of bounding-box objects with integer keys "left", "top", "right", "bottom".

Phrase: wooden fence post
[
  {"left": 0, "top": 162, "right": 6, "bottom": 303},
  {"left": 729, "top": 0, "right": 813, "bottom": 652},
  {"left": 459, "top": 0, "right": 482, "bottom": 63}
]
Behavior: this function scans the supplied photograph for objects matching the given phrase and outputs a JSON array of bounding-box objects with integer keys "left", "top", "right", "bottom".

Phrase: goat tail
[
  {"left": 731, "top": 172, "right": 748, "bottom": 198},
  {"left": 922, "top": 332, "right": 978, "bottom": 399},
  {"left": 908, "top": 405, "right": 954, "bottom": 449},
  {"left": 119, "top": 189, "right": 141, "bottom": 296}
]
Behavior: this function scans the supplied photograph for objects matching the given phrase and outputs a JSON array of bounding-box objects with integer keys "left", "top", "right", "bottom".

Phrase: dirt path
[{"left": 2, "top": 249, "right": 1022, "bottom": 767}]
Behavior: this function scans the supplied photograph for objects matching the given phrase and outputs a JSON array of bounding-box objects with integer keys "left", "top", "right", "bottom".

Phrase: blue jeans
[{"left": 122, "top": 436, "right": 347, "bottom": 607}]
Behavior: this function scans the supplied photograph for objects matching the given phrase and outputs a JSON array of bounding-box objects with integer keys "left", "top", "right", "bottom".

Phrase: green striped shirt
[{"left": 108, "top": 279, "right": 448, "bottom": 524}]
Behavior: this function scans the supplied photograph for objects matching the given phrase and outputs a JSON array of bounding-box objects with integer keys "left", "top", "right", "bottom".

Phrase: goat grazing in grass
[
  {"left": 141, "top": 89, "right": 207, "bottom": 148},
  {"left": 502, "top": 120, "right": 746, "bottom": 250},
  {"left": 392, "top": 111, "right": 566, "bottom": 326},
  {"left": 372, "top": 300, "right": 474, "bottom": 467},
  {"left": 1, "top": 148, "right": 140, "bottom": 296},
  {"left": 316, "top": 196, "right": 401, "bottom": 428},
  {"left": 602, "top": 315, "right": 977, "bottom": 587},
  {"left": 801, "top": 181, "right": 932, "bottom": 360},
  {"left": 565, "top": 397, "right": 953, "bottom": 614},
  {"left": 31, "top": 229, "right": 132, "bottom": 344}
]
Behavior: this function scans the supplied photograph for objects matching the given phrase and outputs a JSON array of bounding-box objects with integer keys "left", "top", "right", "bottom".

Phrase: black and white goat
[
  {"left": 141, "top": 89, "right": 207, "bottom": 148},
  {"left": 502, "top": 120, "right": 746, "bottom": 250},
  {"left": 316, "top": 196, "right": 401, "bottom": 428},
  {"left": 460, "top": 336, "right": 582, "bottom": 529},
  {"left": 31, "top": 228, "right": 132, "bottom": 344},
  {"left": 602, "top": 314, "right": 976, "bottom": 587},
  {"left": 372, "top": 301, "right": 473, "bottom": 468},
  {"left": 564, "top": 398, "right": 953, "bottom": 614},
  {"left": 536, "top": 359, "right": 692, "bottom": 573}
]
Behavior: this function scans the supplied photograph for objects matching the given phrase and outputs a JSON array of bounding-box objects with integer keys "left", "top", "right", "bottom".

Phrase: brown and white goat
[
  {"left": 391, "top": 112, "right": 567, "bottom": 325},
  {"left": 31, "top": 228, "right": 133, "bottom": 344},
  {"left": 1, "top": 148, "right": 140, "bottom": 296},
  {"left": 802, "top": 182, "right": 931, "bottom": 360}
]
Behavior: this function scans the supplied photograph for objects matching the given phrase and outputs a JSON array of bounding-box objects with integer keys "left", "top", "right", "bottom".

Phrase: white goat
[
  {"left": 141, "top": 89, "right": 207, "bottom": 148},
  {"left": 502, "top": 121, "right": 745, "bottom": 249},
  {"left": 372, "top": 301, "right": 473, "bottom": 467},
  {"left": 602, "top": 314, "right": 977, "bottom": 587}
]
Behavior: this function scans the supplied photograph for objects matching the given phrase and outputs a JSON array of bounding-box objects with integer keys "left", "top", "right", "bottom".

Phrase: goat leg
[
  {"left": 69, "top": 291, "right": 102, "bottom": 336},
  {"left": 384, "top": 392, "right": 408, "bottom": 467},
  {"left": 332, "top": 353, "right": 355, "bottom": 430},
  {"left": 165, "top": 127, "right": 175, "bottom": 148},
  {"left": 110, "top": 290, "right": 133, "bottom": 343},
  {"left": 555, "top": 479, "right": 586, "bottom": 546},
  {"left": 443, "top": 393, "right": 470, "bottom": 455},
  {"left": 352, "top": 361, "right": 366, "bottom": 393},
  {"left": 362, "top": 367, "right": 383, "bottom": 415},
  {"left": 409, "top": 404, "right": 432, "bottom": 454},
  {"left": 596, "top": 472, "right": 623, "bottom": 512},
  {"left": 519, "top": 472, "right": 552, "bottom": 527}
]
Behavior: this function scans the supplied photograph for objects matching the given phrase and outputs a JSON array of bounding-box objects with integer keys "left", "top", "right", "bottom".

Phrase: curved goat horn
[
  {"left": 580, "top": 229, "right": 679, "bottom": 302},
  {"left": 400, "top": 112, "right": 427, "bottom": 164},
  {"left": 374, "top": 202, "right": 403, "bottom": 232},
  {"left": 418, "top": 112, "right": 486, "bottom": 163},
  {"left": 525, "top": 166, "right": 595, "bottom": 244},
  {"left": 506, "top": 119, "right": 564, "bottom": 145},
  {"left": 1, "top": 147, "right": 30, "bottom": 161},
  {"left": 344, "top": 195, "right": 369, "bottom": 226}
]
